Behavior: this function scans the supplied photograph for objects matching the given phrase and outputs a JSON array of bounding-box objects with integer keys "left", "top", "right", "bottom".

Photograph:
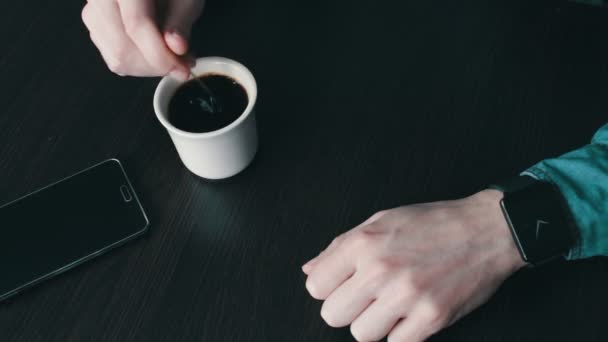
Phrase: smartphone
[{"left": 0, "top": 159, "right": 150, "bottom": 302}]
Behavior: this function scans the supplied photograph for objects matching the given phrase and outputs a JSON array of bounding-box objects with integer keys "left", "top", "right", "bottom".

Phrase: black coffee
[{"left": 168, "top": 74, "right": 248, "bottom": 133}]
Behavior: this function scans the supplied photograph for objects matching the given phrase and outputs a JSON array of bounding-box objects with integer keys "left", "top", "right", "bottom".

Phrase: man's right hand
[
  {"left": 302, "top": 190, "right": 526, "bottom": 342},
  {"left": 81, "top": 0, "right": 205, "bottom": 79}
]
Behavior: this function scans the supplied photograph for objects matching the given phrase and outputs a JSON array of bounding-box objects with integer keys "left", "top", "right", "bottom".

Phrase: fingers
[
  {"left": 302, "top": 235, "right": 344, "bottom": 275},
  {"left": 118, "top": 0, "right": 188, "bottom": 76},
  {"left": 82, "top": 1, "right": 155, "bottom": 76},
  {"left": 320, "top": 273, "right": 376, "bottom": 328},
  {"left": 387, "top": 317, "right": 429, "bottom": 342},
  {"left": 302, "top": 211, "right": 387, "bottom": 275},
  {"left": 305, "top": 239, "right": 355, "bottom": 300},
  {"left": 82, "top": 0, "right": 190, "bottom": 78},
  {"left": 350, "top": 297, "right": 405, "bottom": 342},
  {"left": 163, "top": 0, "right": 205, "bottom": 55},
  {"left": 387, "top": 302, "right": 445, "bottom": 342},
  {"left": 164, "top": 31, "right": 189, "bottom": 57}
]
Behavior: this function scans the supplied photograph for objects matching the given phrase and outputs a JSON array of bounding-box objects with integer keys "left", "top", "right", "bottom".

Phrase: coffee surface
[{"left": 168, "top": 74, "right": 248, "bottom": 133}]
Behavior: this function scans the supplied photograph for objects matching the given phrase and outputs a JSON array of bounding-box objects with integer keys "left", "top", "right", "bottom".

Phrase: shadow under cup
[{"left": 154, "top": 57, "right": 258, "bottom": 180}]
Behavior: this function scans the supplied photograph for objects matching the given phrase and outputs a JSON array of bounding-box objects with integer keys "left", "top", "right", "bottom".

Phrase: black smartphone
[{"left": 0, "top": 159, "right": 150, "bottom": 302}]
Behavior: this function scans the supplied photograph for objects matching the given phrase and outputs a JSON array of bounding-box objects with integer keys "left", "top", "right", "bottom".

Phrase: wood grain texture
[{"left": 0, "top": 0, "right": 607, "bottom": 341}]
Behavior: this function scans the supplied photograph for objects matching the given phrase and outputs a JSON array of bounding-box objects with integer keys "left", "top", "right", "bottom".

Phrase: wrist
[{"left": 469, "top": 189, "right": 528, "bottom": 272}]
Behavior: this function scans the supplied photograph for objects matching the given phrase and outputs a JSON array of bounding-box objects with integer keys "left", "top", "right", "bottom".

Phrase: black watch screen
[{"left": 500, "top": 181, "right": 577, "bottom": 265}]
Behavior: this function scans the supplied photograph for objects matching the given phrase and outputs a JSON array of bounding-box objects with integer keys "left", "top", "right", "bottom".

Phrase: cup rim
[{"left": 153, "top": 56, "right": 258, "bottom": 139}]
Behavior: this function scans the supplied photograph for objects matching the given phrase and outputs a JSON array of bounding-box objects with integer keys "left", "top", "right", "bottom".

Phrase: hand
[
  {"left": 81, "top": 0, "right": 205, "bottom": 78},
  {"left": 302, "top": 190, "right": 526, "bottom": 342}
]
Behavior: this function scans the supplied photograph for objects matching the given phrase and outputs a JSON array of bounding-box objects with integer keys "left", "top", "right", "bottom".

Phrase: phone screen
[{"left": 0, "top": 159, "right": 149, "bottom": 301}]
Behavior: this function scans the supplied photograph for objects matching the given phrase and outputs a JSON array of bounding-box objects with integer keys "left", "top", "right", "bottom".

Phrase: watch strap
[{"left": 489, "top": 175, "right": 537, "bottom": 193}]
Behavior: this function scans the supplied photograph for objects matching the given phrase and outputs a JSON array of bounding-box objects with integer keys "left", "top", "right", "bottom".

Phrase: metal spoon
[{"left": 189, "top": 71, "right": 222, "bottom": 113}]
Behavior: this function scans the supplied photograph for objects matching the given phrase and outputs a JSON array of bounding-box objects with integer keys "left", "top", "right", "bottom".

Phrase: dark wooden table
[{"left": 1, "top": 0, "right": 608, "bottom": 341}]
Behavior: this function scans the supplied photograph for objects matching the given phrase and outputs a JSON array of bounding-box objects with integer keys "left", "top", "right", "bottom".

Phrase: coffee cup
[{"left": 153, "top": 57, "right": 258, "bottom": 180}]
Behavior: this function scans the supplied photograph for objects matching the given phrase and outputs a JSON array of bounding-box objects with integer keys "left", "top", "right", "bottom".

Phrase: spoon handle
[
  {"left": 190, "top": 71, "right": 212, "bottom": 94},
  {"left": 189, "top": 71, "right": 222, "bottom": 112}
]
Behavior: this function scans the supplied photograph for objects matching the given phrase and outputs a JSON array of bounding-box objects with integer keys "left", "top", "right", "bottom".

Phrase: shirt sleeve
[
  {"left": 522, "top": 123, "right": 608, "bottom": 260},
  {"left": 571, "top": 0, "right": 605, "bottom": 6}
]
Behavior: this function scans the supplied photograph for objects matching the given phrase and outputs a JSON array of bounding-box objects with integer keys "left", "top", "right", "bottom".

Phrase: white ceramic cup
[{"left": 154, "top": 57, "right": 258, "bottom": 180}]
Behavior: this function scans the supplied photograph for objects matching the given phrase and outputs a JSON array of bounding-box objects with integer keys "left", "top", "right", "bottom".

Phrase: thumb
[{"left": 163, "top": 0, "right": 204, "bottom": 55}]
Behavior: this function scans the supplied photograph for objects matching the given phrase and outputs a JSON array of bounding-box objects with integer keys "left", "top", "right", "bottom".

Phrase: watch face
[{"left": 501, "top": 182, "right": 575, "bottom": 264}]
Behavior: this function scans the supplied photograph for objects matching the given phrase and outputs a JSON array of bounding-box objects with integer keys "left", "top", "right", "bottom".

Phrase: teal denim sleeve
[
  {"left": 523, "top": 124, "right": 608, "bottom": 260},
  {"left": 571, "top": 0, "right": 604, "bottom": 6}
]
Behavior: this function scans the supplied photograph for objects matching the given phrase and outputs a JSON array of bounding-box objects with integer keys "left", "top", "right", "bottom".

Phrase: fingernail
[{"left": 167, "top": 28, "right": 182, "bottom": 39}]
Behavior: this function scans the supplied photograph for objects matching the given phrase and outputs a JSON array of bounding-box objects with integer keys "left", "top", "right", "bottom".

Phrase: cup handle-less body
[
  {"left": 169, "top": 112, "right": 258, "bottom": 179},
  {"left": 154, "top": 57, "right": 258, "bottom": 180}
]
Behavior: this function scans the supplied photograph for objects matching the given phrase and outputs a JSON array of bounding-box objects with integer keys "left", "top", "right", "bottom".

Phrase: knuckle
[
  {"left": 320, "top": 304, "right": 345, "bottom": 328},
  {"left": 330, "top": 235, "right": 345, "bottom": 247},
  {"left": 81, "top": 5, "right": 91, "bottom": 25},
  {"left": 113, "top": 44, "right": 131, "bottom": 63},
  {"left": 393, "top": 294, "right": 414, "bottom": 311},
  {"left": 371, "top": 258, "right": 398, "bottom": 275},
  {"left": 335, "top": 234, "right": 346, "bottom": 243},
  {"left": 394, "top": 271, "right": 415, "bottom": 292},
  {"left": 106, "top": 58, "right": 123, "bottom": 74},
  {"left": 393, "top": 284, "right": 416, "bottom": 307},
  {"left": 376, "top": 209, "right": 388, "bottom": 216},
  {"left": 347, "top": 229, "right": 376, "bottom": 250},
  {"left": 350, "top": 322, "right": 371, "bottom": 342},
  {"left": 358, "top": 270, "right": 390, "bottom": 294},
  {"left": 362, "top": 259, "right": 397, "bottom": 289},
  {"left": 305, "top": 277, "right": 324, "bottom": 300},
  {"left": 391, "top": 277, "right": 430, "bottom": 309},
  {"left": 397, "top": 271, "right": 426, "bottom": 294},
  {"left": 370, "top": 210, "right": 388, "bottom": 221},
  {"left": 105, "top": 44, "right": 131, "bottom": 75},
  {"left": 419, "top": 301, "right": 448, "bottom": 328},
  {"left": 123, "top": 14, "right": 147, "bottom": 36}
]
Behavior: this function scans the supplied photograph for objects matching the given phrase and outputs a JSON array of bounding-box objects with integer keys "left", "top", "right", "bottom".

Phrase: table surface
[{"left": 1, "top": 0, "right": 608, "bottom": 341}]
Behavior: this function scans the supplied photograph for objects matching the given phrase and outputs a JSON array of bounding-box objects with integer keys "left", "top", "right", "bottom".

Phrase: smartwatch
[{"left": 490, "top": 176, "right": 579, "bottom": 266}]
